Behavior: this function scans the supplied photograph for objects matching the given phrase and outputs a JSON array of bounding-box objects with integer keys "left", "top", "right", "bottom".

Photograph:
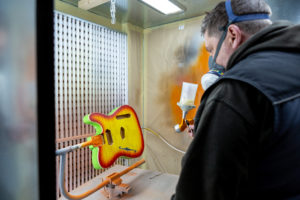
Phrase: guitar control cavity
[
  {"left": 120, "top": 127, "right": 125, "bottom": 139},
  {"left": 119, "top": 146, "right": 136, "bottom": 153},
  {"left": 105, "top": 129, "right": 113, "bottom": 145},
  {"left": 116, "top": 113, "right": 131, "bottom": 119}
]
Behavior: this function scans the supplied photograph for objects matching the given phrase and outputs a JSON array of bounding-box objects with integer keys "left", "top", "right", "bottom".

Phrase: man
[{"left": 172, "top": 0, "right": 300, "bottom": 199}]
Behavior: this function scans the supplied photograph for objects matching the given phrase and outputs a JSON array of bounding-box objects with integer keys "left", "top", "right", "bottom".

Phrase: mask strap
[
  {"left": 225, "top": 0, "right": 270, "bottom": 23},
  {"left": 212, "top": 24, "right": 230, "bottom": 67},
  {"left": 211, "top": 0, "right": 270, "bottom": 68}
]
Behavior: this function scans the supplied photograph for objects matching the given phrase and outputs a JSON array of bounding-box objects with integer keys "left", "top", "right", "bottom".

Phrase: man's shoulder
[
  {"left": 204, "top": 79, "right": 270, "bottom": 114},
  {"left": 205, "top": 79, "right": 258, "bottom": 103},
  {"left": 202, "top": 79, "right": 272, "bottom": 128},
  {"left": 223, "top": 51, "right": 300, "bottom": 104}
]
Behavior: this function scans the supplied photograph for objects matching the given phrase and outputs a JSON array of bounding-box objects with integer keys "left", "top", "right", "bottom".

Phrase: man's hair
[{"left": 201, "top": 0, "right": 272, "bottom": 37}]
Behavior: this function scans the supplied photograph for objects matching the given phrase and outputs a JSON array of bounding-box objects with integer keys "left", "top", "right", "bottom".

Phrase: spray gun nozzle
[{"left": 174, "top": 102, "right": 196, "bottom": 133}]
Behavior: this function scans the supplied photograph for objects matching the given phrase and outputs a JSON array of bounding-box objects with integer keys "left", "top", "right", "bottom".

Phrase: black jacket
[{"left": 172, "top": 21, "right": 300, "bottom": 200}]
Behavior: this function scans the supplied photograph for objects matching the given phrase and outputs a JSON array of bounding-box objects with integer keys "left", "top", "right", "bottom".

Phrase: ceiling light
[{"left": 140, "top": 0, "right": 184, "bottom": 15}]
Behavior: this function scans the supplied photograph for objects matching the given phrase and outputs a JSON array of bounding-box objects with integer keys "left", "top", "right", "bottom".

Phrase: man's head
[{"left": 201, "top": 0, "right": 272, "bottom": 68}]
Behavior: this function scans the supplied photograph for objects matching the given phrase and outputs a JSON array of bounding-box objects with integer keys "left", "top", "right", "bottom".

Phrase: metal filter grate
[{"left": 54, "top": 11, "right": 128, "bottom": 198}]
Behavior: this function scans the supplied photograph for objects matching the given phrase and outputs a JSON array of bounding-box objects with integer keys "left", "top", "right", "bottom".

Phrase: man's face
[{"left": 204, "top": 31, "right": 235, "bottom": 69}]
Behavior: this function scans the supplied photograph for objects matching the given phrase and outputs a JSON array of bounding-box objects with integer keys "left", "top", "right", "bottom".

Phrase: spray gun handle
[
  {"left": 182, "top": 110, "right": 187, "bottom": 120},
  {"left": 174, "top": 118, "right": 194, "bottom": 133}
]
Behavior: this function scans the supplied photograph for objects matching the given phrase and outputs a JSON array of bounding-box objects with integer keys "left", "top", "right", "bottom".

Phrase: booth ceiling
[{"left": 60, "top": 0, "right": 223, "bottom": 28}]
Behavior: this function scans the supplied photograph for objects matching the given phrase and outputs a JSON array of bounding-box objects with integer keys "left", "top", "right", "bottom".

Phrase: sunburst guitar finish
[{"left": 83, "top": 105, "right": 144, "bottom": 169}]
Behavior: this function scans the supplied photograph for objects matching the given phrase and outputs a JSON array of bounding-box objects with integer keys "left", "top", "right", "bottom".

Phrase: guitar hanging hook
[{"left": 110, "top": 0, "right": 116, "bottom": 24}]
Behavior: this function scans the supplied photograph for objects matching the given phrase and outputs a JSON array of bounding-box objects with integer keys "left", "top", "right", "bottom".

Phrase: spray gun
[{"left": 174, "top": 82, "right": 198, "bottom": 133}]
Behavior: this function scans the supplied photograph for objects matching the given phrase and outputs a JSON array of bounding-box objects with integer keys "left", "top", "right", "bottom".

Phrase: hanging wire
[{"left": 110, "top": 0, "right": 116, "bottom": 24}]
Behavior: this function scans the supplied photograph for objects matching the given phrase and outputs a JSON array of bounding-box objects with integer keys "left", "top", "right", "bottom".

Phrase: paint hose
[{"left": 142, "top": 127, "right": 186, "bottom": 154}]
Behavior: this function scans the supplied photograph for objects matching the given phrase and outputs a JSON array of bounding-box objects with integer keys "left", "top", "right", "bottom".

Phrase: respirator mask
[
  {"left": 201, "top": 56, "right": 225, "bottom": 90},
  {"left": 201, "top": 0, "right": 270, "bottom": 90}
]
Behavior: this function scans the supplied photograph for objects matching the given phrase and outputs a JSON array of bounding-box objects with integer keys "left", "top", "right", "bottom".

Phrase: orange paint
[{"left": 170, "top": 43, "right": 209, "bottom": 124}]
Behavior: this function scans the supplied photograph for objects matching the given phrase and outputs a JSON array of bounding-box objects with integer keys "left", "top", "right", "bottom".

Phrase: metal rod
[{"left": 58, "top": 151, "right": 145, "bottom": 200}]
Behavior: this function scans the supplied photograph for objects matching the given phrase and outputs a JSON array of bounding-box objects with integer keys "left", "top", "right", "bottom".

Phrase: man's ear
[{"left": 227, "top": 24, "right": 243, "bottom": 49}]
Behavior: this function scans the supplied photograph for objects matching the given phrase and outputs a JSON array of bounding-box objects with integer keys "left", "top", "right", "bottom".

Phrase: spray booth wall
[{"left": 143, "top": 19, "right": 209, "bottom": 174}]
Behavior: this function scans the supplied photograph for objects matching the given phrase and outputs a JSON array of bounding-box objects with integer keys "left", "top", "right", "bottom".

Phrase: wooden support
[{"left": 78, "top": 0, "right": 110, "bottom": 10}]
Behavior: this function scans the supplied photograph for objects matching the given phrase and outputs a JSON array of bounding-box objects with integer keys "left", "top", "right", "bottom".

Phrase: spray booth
[
  {"left": 52, "top": 0, "right": 218, "bottom": 199},
  {"left": 1, "top": 0, "right": 300, "bottom": 199}
]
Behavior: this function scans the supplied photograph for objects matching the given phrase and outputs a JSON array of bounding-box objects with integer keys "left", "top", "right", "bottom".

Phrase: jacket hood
[{"left": 227, "top": 20, "right": 300, "bottom": 70}]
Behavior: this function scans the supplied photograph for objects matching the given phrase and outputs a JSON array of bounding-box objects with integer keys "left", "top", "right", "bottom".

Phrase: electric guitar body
[{"left": 84, "top": 105, "right": 144, "bottom": 169}]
